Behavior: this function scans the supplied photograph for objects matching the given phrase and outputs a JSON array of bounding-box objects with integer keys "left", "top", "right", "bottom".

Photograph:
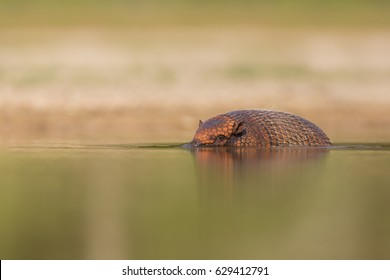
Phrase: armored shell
[{"left": 190, "top": 110, "right": 332, "bottom": 147}]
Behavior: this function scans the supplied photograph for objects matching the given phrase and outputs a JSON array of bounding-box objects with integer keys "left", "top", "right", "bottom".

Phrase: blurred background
[
  {"left": 1, "top": 0, "right": 390, "bottom": 144},
  {"left": 1, "top": 1, "right": 390, "bottom": 261}
]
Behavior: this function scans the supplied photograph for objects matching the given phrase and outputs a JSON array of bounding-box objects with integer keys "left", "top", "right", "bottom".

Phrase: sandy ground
[{"left": 1, "top": 26, "right": 390, "bottom": 144}]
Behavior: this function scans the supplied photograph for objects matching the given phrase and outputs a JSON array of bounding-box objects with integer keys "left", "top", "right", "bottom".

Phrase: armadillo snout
[{"left": 189, "top": 139, "right": 201, "bottom": 147}]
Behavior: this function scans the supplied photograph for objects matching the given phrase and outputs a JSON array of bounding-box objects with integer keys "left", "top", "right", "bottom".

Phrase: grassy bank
[{"left": 1, "top": 27, "right": 390, "bottom": 144}]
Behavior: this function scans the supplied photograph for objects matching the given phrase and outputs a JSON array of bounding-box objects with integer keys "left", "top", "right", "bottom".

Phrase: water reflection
[
  {"left": 1, "top": 144, "right": 389, "bottom": 259},
  {"left": 187, "top": 147, "right": 333, "bottom": 258},
  {"left": 191, "top": 146, "right": 328, "bottom": 170},
  {"left": 190, "top": 147, "right": 329, "bottom": 201}
]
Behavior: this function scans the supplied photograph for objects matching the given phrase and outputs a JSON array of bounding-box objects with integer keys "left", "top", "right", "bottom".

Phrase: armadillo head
[{"left": 190, "top": 115, "right": 245, "bottom": 146}]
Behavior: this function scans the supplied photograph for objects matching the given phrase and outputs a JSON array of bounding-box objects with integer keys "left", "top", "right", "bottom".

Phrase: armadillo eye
[{"left": 216, "top": 135, "right": 227, "bottom": 141}]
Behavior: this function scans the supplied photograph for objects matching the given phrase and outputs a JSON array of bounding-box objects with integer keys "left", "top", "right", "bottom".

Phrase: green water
[{"left": 0, "top": 143, "right": 389, "bottom": 259}]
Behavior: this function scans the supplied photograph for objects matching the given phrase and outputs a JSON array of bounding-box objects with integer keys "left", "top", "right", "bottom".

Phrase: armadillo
[{"left": 189, "top": 110, "right": 332, "bottom": 147}]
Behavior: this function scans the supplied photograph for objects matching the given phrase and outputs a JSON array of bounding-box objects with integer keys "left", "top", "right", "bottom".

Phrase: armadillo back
[{"left": 226, "top": 110, "right": 332, "bottom": 147}]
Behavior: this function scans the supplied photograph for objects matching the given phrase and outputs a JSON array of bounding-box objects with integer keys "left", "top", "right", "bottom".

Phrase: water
[{"left": 0, "top": 143, "right": 389, "bottom": 259}]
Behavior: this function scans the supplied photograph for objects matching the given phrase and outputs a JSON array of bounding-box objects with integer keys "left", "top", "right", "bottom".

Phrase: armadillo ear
[
  {"left": 233, "top": 122, "right": 245, "bottom": 135},
  {"left": 199, "top": 120, "right": 203, "bottom": 127}
]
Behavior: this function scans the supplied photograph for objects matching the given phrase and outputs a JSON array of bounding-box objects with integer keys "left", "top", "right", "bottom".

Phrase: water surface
[{"left": 0, "top": 143, "right": 389, "bottom": 259}]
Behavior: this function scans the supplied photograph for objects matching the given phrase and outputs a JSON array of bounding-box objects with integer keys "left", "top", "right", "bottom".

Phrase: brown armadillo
[{"left": 189, "top": 110, "right": 332, "bottom": 147}]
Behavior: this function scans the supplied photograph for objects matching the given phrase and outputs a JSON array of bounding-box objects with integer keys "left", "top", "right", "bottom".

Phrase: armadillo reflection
[{"left": 188, "top": 110, "right": 332, "bottom": 147}]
